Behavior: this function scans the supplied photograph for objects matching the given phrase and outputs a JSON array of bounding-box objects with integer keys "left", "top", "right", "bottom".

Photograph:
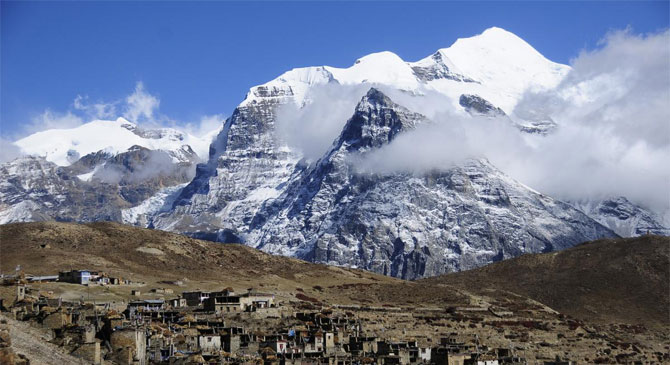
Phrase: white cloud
[
  {"left": 124, "top": 81, "right": 160, "bottom": 123},
  {"left": 26, "top": 109, "right": 84, "bottom": 133},
  {"left": 182, "top": 114, "right": 225, "bottom": 139},
  {"left": 274, "top": 83, "right": 473, "bottom": 162},
  {"left": 73, "top": 94, "right": 118, "bottom": 120},
  {"left": 275, "top": 83, "right": 371, "bottom": 161},
  {"left": 351, "top": 113, "right": 527, "bottom": 176},
  {"left": 506, "top": 29, "right": 670, "bottom": 210}
]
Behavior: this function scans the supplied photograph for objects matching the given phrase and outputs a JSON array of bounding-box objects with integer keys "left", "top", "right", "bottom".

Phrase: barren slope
[
  {"left": 421, "top": 235, "right": 670, "bottom": 328},
  {"left": 0, "top": 221, "right": 467, "bottom": 307},
  {"left": 1, "top": 222, "right": 667, "bottom": 328}
]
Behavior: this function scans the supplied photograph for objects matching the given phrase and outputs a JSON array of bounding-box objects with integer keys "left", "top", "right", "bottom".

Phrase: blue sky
[{"left": 1, "top": 1, "right": 668, "bottom": 139}]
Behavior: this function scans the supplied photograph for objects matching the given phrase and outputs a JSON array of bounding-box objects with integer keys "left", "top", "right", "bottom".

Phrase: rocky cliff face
[
  {"left": 150, "top": 97, "right": 302, "bottom": 241},
  {"left": 0, "top": 156, "right": 124, "bottom": 223},
  {"left": 459, "top": 94, "right": 507, "bottom": 117},
  {"left": 1, "top": 118, "right": 212, "bottom": 224}
]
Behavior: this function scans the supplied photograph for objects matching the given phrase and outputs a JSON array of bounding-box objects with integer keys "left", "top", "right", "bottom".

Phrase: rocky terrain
[
  {"left": 0, "top": 149, "right": 197, "bottom": 224},
  {"left": 1, "top": 316, "right": 85, "bottom": 365}
]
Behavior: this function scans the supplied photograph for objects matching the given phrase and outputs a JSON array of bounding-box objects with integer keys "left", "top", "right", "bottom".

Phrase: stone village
[{"left": 1, "top": 269, "right": 584, "bottom": 365}]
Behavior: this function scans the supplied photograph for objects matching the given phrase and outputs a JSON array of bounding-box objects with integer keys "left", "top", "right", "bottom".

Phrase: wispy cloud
[
  {"left": 123, "top": 81, "right": 160, "bottom": 123},
  {"left": 25, "top": 109, "right": 84, "bottom": 134},
  {"left": 182, "top": 114, "right": 226, "bottom": 139},
  {"left": 275, "top": 83, "right": 371, "bottom": 161},
  {"left": 70, "top": 81, "right": 160, "bottom": 123},
  {"left": 73, "top": 94, "right": 118, "bottom": 120}
]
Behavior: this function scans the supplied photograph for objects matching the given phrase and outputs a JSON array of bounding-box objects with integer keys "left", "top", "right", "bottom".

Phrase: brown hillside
[
  {"left": 3, "top": 223, "right": 670, "bottom": 362},
  {"left": 0, "top": 221, "right": 466, "bottom": 307},
  {"left": 421, "top": 235, "right": 670, "bottom": 327},
  {"left": 1, "top": 222, "right": 668, "bottom": 329}
]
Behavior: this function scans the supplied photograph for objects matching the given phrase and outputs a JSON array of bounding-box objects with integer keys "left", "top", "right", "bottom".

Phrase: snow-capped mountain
[
  {"left": 13, "top": 117, "right": 213, "bottom": 166},
  {"left": 2, "top": 27, "right": 665, "bottom": 278},
  {"left": 1, "top": 118, "right": 217, "bottom": 224},
  {"left": 128, "top": 27, "right": 664, "bottom": 277},
  {"left": 571, "top": 197, "right": 670, "bottom": 237}
]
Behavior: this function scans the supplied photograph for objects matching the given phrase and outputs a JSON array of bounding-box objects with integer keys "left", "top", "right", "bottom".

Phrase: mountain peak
[
  {"left": 430, "top": 26, "right": 570, "bottom": 112},
  {"left": 354, "top": 87, "right": 403, "bottom": 115},
  {"left": 13, "top": 118, "right": 214, "bottom": 166},
  {"left": 116, "top": 116, "right": 132, "bottom": 124},
  {"left": 361, "top": 87, "right": 393, "bottom": 106},
  {"left": 454, "top": 26, "right": 529, "bottom": 49},
  {"left": 337, "top": 88, "right": 423, "bottom": 152},
  {"left": 480, "top": 26, "right": 519, "bottom": 38},
  {"left": 353, "top": 51, "right": 404, "bottom": 66}
]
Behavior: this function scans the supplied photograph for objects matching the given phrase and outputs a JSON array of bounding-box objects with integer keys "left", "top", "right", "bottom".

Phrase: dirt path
[{"left": 1, "top": 314, "right": 87, "bottom": 365}]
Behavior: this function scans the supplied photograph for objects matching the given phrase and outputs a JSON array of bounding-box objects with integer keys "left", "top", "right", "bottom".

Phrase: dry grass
[{"left": 421, "top": 235, "right": 670, "bottom": 328}]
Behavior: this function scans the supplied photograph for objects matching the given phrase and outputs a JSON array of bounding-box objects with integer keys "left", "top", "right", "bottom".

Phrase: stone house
[
  {"left": 302, "top": 332, "right": 324, "bottom": 354},
  {"left": 239, "top": 290, "right": 275, "bottom": 309},
  {"left": 58, "top": 270, "right": 92, "bottom": 285},
  {"left": 261, "top": 339, "right": 289, "bottom": 354},
  {"left": 110, "top": 327, "right": 147, "bottom": 365},
  {"left": 42, "top": 310, "right": 72, "bottom": 330},
  {"left": 182, "top": 291, "right": 211, "bottom": 306},
  {"left": 204, "top": 289, "right": 276, "bottom": 313},
  {"left": 204, "top": 295, "right": 243, "bottom": 313},
  {"left": 431, "top": 348, "right": 471, "bottom": 365},
  {"left": 126, "top": 299, "right": 165, "bottom": 320},
  {"left": 198, "top": 331, "right": 222, "bottom": 355},
  {"left": 347, "top": 336, "right": 378, "bottom": 355},
  {"left": 417, "top": 346, "right": 431, "bottom": 363},
  {"left": 169, "top": 297, "right": 187, "bottom": 308}
]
